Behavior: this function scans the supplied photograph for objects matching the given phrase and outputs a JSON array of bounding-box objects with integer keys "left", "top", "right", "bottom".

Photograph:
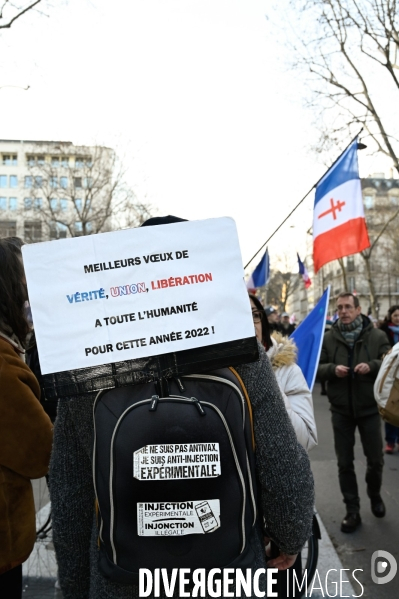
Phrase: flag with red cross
[{"left": 313, "top": 139, "right": 370, "bottom": 273}]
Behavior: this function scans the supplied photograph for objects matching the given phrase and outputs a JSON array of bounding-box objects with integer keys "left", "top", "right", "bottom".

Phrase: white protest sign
[
  {"left": 137, "top": 500, "right": 220, "bottom": 536},
  {"left": 133, "top": 442, "right": 221, "bottom": 481},
  {"left": 22, "top": 217, "right": 254, "bottom": 374}
]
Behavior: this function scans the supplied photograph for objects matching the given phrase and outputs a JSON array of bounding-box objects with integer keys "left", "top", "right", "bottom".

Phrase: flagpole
[{"left": 244, "top": 129, "right": 363, "bottom": 270}]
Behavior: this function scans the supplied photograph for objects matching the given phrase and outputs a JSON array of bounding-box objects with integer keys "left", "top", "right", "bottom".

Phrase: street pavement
[
  {"left": 23, "top": 383, "right": 399, "bottom": 598},
  {"left": 311, "top": 382, "right": 399, "bottom": 598}
]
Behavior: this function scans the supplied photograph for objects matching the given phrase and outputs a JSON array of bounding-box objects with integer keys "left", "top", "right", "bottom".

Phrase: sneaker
[
  {"left": 385, "top": 443, "right": 395, "bottom": 454},
  {"left": 341, "top": 512, "right": 361, "bottom": 533}
]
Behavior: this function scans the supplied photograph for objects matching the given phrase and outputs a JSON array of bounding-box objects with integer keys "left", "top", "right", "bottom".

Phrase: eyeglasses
[{"left": 252, "top": 310, "right": 263, "bottom": 323}]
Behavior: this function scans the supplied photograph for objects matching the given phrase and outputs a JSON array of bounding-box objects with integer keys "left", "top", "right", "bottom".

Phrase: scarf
[
  {"left": 337, "top": 315, "right": 363, "bottom": 348},
  {"left": 388, "top": 323, "right": 399, "bottom": 345}
]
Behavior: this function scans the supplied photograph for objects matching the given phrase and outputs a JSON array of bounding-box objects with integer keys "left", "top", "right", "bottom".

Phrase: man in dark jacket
[
  {"left": 280, "top": 312, "right": 296, "bottom": 337},
  {"left": 318, "top": 292, "right": 390, "bottom": 533},
  {"left": 265, "top": 306, "right": 280, "bottom": 333}
]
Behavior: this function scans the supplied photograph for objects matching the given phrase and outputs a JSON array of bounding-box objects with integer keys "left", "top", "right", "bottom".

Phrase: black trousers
[
  {"left": 331, "top": 411, "right": 384, "bottom": 513},
  {"left": 0, "top": 564, "right": 22, "bottom": 599}
]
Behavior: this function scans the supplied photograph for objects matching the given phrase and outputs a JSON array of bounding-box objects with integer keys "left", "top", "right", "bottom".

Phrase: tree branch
[{"left": 0, "top": 0, "right": 41, "bottom": 29}]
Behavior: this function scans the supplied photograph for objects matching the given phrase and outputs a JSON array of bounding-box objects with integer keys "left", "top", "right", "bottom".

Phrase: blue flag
[
  {"left": 246, "top": 249, "right": 270, "bottom": 289},
  {"left": 290, "top": 286, "right": 330, "bottom": 391}
]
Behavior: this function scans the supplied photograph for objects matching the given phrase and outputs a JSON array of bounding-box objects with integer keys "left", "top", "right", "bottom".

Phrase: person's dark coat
[
  {"left": 26, "top": 331, "right": 58, "bottom": 423},
  {"left": 317, "top": 315, "right": 391, "bottom": 419},
  {"left": 379, "top": 322, "right": 396, "bottom": 348},
  {"left": 279, "top": 323, "right": 296, "bottom": 337}
]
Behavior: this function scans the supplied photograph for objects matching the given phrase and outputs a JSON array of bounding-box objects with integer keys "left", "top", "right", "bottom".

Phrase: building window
[
  {"left": 0, "top": 220, "right": 17, "bottom": 237},
  {"left": 75, "top": 157, "right": 84, "bottom": 168},
  {"left": 0, "top": 176, "right": 7, "bottom": 188},
  {"left": 364, "top": 195, "right": 374, "bottom": 209},
  {"left": 24, "top": 221, "right": 42, "bottom": 243},
  {"left": 75, "top": 198, "right": 82, "bottom": 210},
  {"left": 75, "top": 221, "right": 83, "bottom": 235},
  {"left": 24, "top": 198, "right": 32, "bottom": 210},
  {"left": 84, "top": 177, "right": 93, "bottom": 189},
  {"left": 391, "top": 195, "right": 399, "bottom": 206},
  {"left": 2, "top": 154, "right": 17, "bottom": 166},
  {"left": 348, "top": 276, "right": 356, "bottom": 292},
  {"left": 0, "top": 197, "right": 6, "bottom": 210},
  {"left": 61, "top": 157, "right": 69, "bottom": 168},
  {"left": 27, "top": 155, "right": 45, "bottom": 166},
  {"left": 9, "top": 175, "right": 18, "bottom": 188},
  {"left": 347, "top": 256, "right": 355, "bottom": 272},
  {"left": 50, "top": 222, "right": 68, "bottom": 240},
  {"left": 25, "top": 176, "right": 33, "bottom": 188},
  {"left": 34, "top": 176, "right": 43, "bottom": 188},
  {"left": 60, "top": 176, "right": 68, "bottom": 189},
  {"left": 50, "top": 176, "right": 58, "bottom": 188},
  {"left": 9, "top": 198, "right": 17, "bottom": 211},
  {"left": 51, "top": 157, "right": 60, "bottom": 168},
  {"left": 60, "top": 199, "right": 68, "bottom": 211},
  {"left": 74, "top": 177, "right": 82, "bottom": 188},
  {"left": 34, "top": 198, "right": 42, "bottom": 210},
  {"left": 50, "top": 198, "right": 58, "bottom": 211}
]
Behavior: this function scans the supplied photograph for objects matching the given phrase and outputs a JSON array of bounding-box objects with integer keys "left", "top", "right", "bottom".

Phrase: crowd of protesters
[{"left": 0, "top": 224, "right": 397, "bottom": 599}]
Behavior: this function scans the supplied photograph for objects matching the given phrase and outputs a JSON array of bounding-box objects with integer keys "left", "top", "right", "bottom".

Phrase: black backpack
[{"left": 93, "top": 367, "right": 258, "bottom": 584}]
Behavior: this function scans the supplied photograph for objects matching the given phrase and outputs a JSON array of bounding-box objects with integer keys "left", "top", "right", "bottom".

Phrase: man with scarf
[{"left": 318, "top": 292, "right": 390, "bottom": 533}]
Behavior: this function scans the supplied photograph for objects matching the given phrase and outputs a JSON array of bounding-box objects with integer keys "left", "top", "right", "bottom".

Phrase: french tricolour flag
[
  {"left": 313, "top": 139, "right": 370, "bottom": 273},
  {"left": 297, "top": 253, "right": 312, "bottom": 289},
  {"left": 246, "top": 249, "right": 270, "bottom": 290}
]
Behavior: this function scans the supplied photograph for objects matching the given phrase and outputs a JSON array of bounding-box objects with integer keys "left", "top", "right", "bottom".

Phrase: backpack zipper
[
  {"left": 181, "top": 374, "right": 257, "bottom": 526},
  {"left": 106, "top": 395, "right": 247, "bottom": 564},
  {"left": 183, "top": 374, "right": 246, "bottom": 428},
  {"left": 200, "top": 400, "right": 246, "bottom": 552},
  {"left": 93, "top": 390, "right": 105, "bottom": 543}
]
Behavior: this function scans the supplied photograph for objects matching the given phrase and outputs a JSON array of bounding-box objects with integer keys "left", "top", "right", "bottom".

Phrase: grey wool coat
[{"left": 49, "top": 343, "right": 314, "bottom": 599}]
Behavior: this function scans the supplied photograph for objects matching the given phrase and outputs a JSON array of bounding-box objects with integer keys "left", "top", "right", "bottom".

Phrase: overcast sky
[{"left": 0, "top": 0, "right": 390, "bottom": 272}]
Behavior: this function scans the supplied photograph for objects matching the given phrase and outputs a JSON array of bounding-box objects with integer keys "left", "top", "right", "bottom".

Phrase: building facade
[{"left": 0, "top": 139, "right": 114, "bottom": 243}]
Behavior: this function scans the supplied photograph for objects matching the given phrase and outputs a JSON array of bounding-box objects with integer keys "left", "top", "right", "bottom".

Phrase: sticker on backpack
[
  {"left": 137, "top": 500, "right": 220, "bottom": 536},
  {"left": 133, "top": 443, "right": 221, "bottom": 480}
]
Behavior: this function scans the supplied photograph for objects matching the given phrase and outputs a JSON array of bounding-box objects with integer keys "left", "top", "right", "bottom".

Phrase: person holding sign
[
  {"left": 0, "top": 239, "right": 53, "bottom": 599},
  {"left": 41, "top": 216, "right": 314, "bottom": 598},
  {"left": 249, "top": 294, "right": 317, "bottom": 452}
]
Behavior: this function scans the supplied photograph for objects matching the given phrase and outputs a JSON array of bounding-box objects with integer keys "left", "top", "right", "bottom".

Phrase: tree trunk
[
  {"left": 338, "top": 258, "right": 348, "bottom": 291},
  {"left": 361, "top": 253, "right": 377, "bottom": 317}
]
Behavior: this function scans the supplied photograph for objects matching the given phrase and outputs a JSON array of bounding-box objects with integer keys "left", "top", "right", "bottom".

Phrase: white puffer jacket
[{"left": 267, "top": 333, "right": 318, "bottom": 451}]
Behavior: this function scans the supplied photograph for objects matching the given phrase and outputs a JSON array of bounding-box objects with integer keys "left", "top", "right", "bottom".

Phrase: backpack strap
[{"left": 229, "top": 367, "right": 255, "bottom": 450}]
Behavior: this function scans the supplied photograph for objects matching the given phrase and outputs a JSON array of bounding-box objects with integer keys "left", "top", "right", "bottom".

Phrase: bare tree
[
  {"left": 285, "top": 0, "right": 399, "bottom": 170},
  {"left": 337, "top": 257, "right": 348, "bottom": 290},
  {"left": 0, "top": 0, "right": 42, "bottom": 29},
  {"left": 281, "top": 0, "right": 399, "bottom": 314},
  {"left": 360, "top": 196, "right": 399, "bottom": 314},
  {"left": 22, "top": 143, "right": 154, "bottom": 241},
  {"left": 267, "top": 270, "right": 300, "bottom": 313}
]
